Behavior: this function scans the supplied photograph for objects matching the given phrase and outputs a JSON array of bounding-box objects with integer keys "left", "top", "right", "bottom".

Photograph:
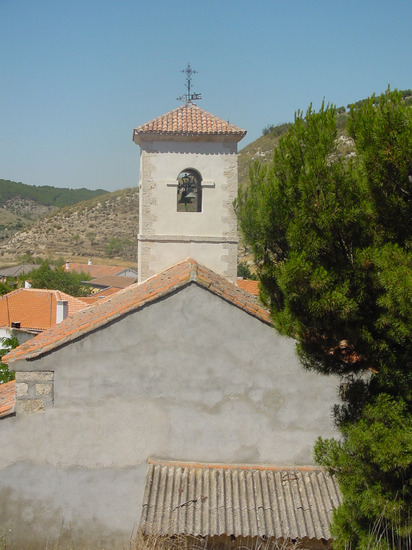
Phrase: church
[{"left": 0, "top": 71, "right": 341, "bottom": 549}]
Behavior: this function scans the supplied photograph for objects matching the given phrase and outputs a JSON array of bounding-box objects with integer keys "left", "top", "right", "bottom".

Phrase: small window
[{"left": 177, "top": 169, "right": 202, "bottom": 212}]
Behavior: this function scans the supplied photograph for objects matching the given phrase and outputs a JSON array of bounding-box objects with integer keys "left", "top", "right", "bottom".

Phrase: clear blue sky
[{"left": 1, "top": 0, "right": 410, "bottom": 192}]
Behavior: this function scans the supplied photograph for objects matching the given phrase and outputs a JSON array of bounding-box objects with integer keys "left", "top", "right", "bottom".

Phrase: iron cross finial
[{"left": 177, "top": 63, "right": 202, "bottom": 104}]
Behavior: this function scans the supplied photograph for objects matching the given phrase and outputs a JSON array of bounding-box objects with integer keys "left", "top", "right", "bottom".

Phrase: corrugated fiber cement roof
[{"left": 140, "top": 459, "right": 342, "bottom": 542}]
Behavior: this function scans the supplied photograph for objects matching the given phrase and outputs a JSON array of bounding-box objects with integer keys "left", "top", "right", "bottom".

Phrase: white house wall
[
  {"left": 0, "top": 327, "right": 36, "bottom": 348},
  {"left": 0, "top": 285, "right": 339, "bottom": 549}
]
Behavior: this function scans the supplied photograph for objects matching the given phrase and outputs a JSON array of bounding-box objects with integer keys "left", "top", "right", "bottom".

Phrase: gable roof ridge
[
  {"left": 3, "top": 259, "right": 270, "bottom": 363},
  {"left": 0, "top": 288, "right": 90, "bottom": 333},
  {"left": 0, "top": 287, "right": 86, "bottom": 304},
  {"left": 188, "top": 258, "right": 199, "bottom": 283}
]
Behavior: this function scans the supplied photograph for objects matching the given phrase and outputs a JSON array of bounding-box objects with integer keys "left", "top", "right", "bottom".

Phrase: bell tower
[{"left": 133, "top": 67, "right": 246, "bottom": 283}]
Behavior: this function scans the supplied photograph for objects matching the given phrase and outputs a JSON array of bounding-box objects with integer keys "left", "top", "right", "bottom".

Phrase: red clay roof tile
[
  {"left": 133, "top": 103, "right": 246, "bottom": 144},
  {"left": 4, "top": 259, "right": 271, "bottom": 363},
  {"left": 78, "top": 287, "right": 120, "bottom": 304},
  {"left": 65, "top": 263, "right": 125, "bottom": 278},
  {"left": 0, "top": 380, "right": 16, "bottom": 418},
  {"left": 237, "top": 278, "right": 259, "bottom": 296}
]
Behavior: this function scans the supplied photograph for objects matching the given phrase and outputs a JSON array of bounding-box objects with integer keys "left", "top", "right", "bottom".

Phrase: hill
[
  {"left": 0, "top": 179, "right": 108, "bottom": 210},
  {"left": 0, "top": 121, "right": 360, "bottom": 267},
  {"left": 0, "top": 179, "right": 110, "bottom": 249},
  {"left": 0, "top": 188, "right": 138, "bottom": 266},
  {"left": 238, "top": 88, "right": 412, "bottom": 188},
  {"left": 1, "top": 88, "right": 410, "bottom": 268}
]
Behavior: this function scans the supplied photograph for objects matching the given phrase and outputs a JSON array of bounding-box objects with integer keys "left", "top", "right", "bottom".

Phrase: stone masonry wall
[{"left": 15, "top": 371, "right": 54, "bottom": 413}]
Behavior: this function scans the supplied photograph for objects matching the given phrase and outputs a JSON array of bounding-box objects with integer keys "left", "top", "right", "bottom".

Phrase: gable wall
[{"left": 0, "top": 285, "right": 339, "bottom": 548}]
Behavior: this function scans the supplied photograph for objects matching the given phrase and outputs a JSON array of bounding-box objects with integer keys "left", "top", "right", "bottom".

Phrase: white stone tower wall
[{"left": 138, "top": 138, "right": 239, "bottom": 283}]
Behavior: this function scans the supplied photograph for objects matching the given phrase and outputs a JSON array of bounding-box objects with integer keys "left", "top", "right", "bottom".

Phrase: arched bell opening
[{"left": 177, "top": 169, "right": 202, "bottom": 212}]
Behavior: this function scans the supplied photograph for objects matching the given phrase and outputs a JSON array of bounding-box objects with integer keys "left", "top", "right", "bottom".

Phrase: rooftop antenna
[{"left": 177, "top": 62, "right": 202, "bottom": 104}]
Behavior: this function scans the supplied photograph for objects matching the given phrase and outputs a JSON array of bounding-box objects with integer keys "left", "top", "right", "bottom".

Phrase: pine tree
[{"left": 236, "top": 89, "right": 412, "bottom": 546}]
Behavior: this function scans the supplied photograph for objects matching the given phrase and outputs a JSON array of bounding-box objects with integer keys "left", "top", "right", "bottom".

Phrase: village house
[
  {"left": 65, "top": 260, "right": 138, "bottom": 299},
  {"left": 0, "top": 101, "right": 341, "bottom": 549},
  {"left": 0, "top": 262, "right": 40, "bottom": 285},
  {"left": 0, "top": 287, "right": 89, "bottom": 348},
  {"left": 64, "top": 260, "right": 138, "bottom": 280}
]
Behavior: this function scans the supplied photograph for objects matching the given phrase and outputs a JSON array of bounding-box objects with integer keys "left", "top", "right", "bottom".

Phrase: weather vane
[{"left": 177, "top": 63, "right": 202, "bottom": 104}]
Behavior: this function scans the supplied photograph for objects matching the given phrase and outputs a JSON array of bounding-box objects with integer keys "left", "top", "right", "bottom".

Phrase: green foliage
[
  {"left": 237, "top": 261, "right": 257, "bottom": 280},
  {"left": 0, "top": 337, "right": 18, "bottom": 384},
  {"left": 0, "top": 282, "right": 13, "bottom": 296},
  {"left": 87, "top": 231, "right": 96, "bottom": 245},
  {"left": 105, "top": 237, "right": 133, "bottom": 258},
  {"left": 0, "top": 179, "right": 108, "bottom": 208},
  {"left": 72, "top": 233, "right": 81, "bottom": 245},
  {"left": 237, "top": 90, "right": 412, "bottom": 398},
  {"left": 236, "top": 89, "right": 412, "bottom": 546},
  {"left": 315, "top": 395, "right": 412, "bottom": 549},
  {"left": 24, "top": 261, "right": 91, "bottom": 297},
  {"left": 17, "top": 253, "right": 35, "bottom": 263},
  {"left": 346, "top": 88, "right": 412, "bottom": 112},
  {"left": 262, "top": 122, "right": 292, "bottom": 137}
]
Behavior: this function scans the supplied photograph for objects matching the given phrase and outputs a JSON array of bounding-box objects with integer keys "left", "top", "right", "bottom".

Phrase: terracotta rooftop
[
  {"left": 0, "top": 289, "right": 89, "bottom": 332},
  {"left": 79, "top": 287, "right": 120, "bottom": 304},
  {"left": 133, "top": 103, "right": 246, "bottom": 144},
  {"left": 141, "top": 458, "right": 341, "bottom": 541},
  {"left": 0, "top": 380, "right": 16, "bottom": 418},
  {"left": 65, "top": 262, "right": 125, "bottom": 278},
  {"left": 4, "top": 259, "right": 271, "bottom": 363},
  {"left": 237, "top": 278, "right": 259, "bottom": 296},
  {"left": 86, "top": 275, "right": 137, "bottom": 289}
]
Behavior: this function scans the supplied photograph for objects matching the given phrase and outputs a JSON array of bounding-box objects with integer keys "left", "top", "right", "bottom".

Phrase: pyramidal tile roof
[
  {"left": 133, "top": 103, "right": 246, "bottom": 143},
  {"left": 0, "top": 288, "right": 89, "bottom": 332},
  {"left": 4, "top": 259, "right": 271, "bottom": 363}
]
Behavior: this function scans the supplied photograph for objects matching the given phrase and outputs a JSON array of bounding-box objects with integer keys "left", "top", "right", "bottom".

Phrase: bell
[{"left": 186, "top": 192, "right": 196, "bottom": 199}]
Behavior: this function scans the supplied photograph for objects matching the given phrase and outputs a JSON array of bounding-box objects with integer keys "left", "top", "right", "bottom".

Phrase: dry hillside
[
  {"left": 0, "top": 188, "right": 139, "bottom": 266},
  {"left": 0, "top": 118, "right": 357, "bottom": 268}
]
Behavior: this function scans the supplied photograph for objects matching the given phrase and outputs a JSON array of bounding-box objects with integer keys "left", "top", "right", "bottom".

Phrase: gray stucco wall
[{"left": 0, "top": 284, "right": 339, "bottom": 549}]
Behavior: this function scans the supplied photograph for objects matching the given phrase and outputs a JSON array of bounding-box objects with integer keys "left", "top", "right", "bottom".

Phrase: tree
[
  {"left": 236, "top": 89, "right": 412, "bottom": 546},
  {"left": 315, "top": 395, "right": 412, "bottom": 549},
  {"left": 237, "top": 260, "right": 257, "bottom": 280},
  {"left": 24, "top": 261, "right": 91, "bottom": 297},
  {"left": 0, "top": 281, "right": 13, "bottom": 296},
  {"left": 105, "top": 237, "right": 133, "bottom": 258},
  {"left": 0, "top": 337, "right": 18, "bottom": 384}
]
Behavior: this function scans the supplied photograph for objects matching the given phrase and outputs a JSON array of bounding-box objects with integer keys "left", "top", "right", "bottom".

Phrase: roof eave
[{"left": 133, "top": 130, "right": 247, "bottom": 146}]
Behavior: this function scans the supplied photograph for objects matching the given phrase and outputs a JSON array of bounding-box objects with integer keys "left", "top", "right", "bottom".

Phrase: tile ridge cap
[{"left": 188, "top": 258, "right": 199, "bottom": 282}]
